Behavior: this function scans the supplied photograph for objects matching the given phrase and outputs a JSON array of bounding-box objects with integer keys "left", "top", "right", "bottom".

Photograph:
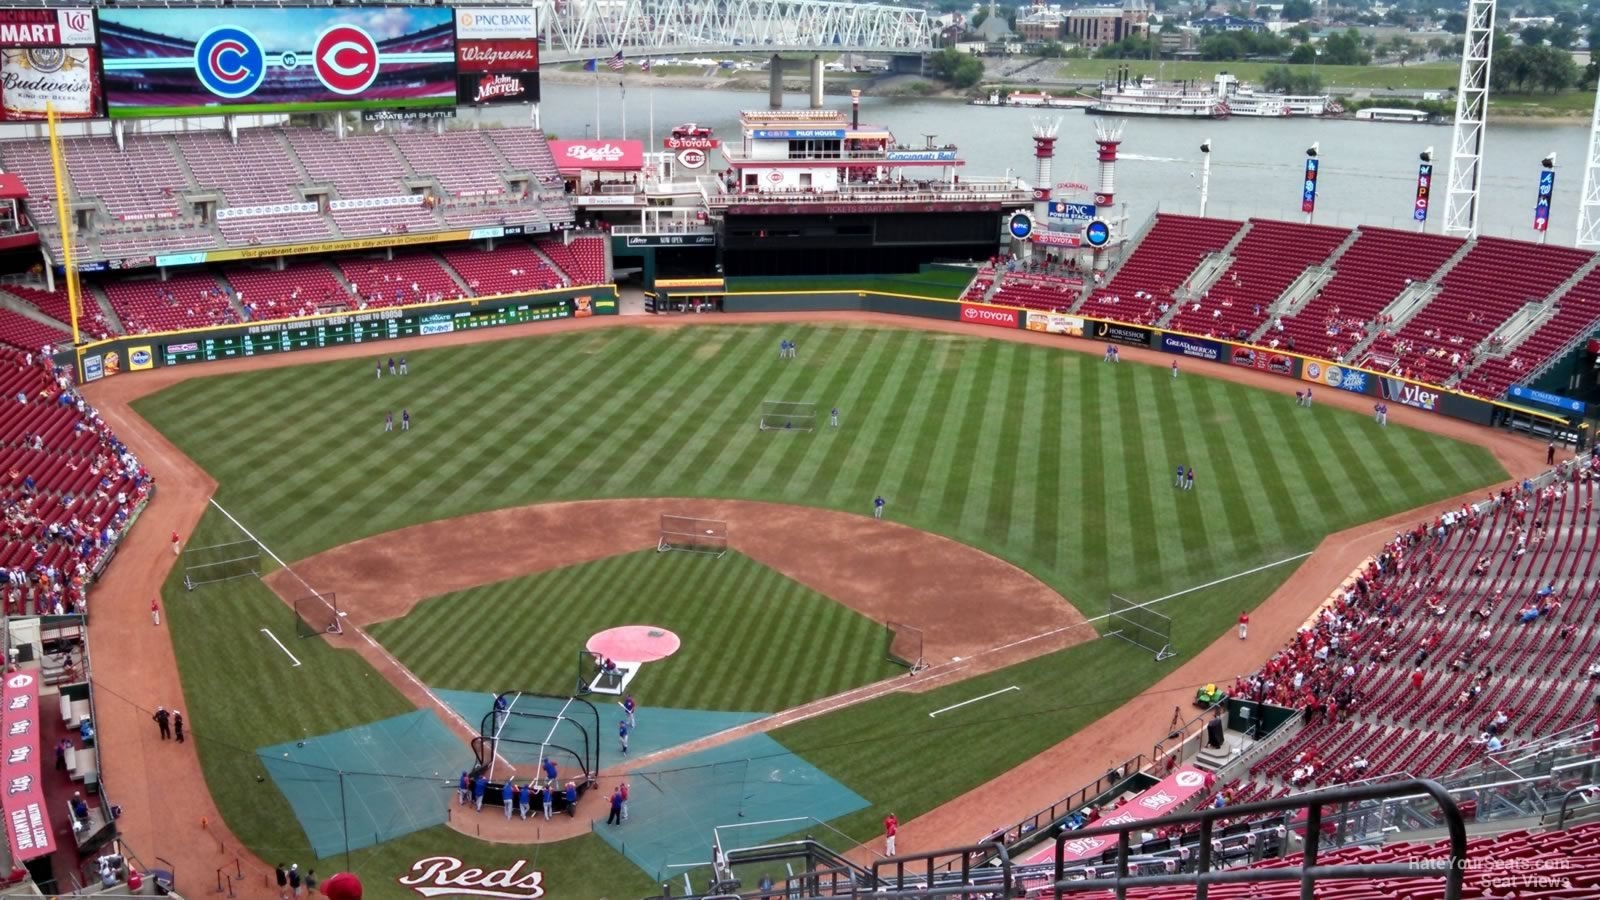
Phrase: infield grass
[{"left": 370, "top": 550, "right": 902, "bottom": 711}]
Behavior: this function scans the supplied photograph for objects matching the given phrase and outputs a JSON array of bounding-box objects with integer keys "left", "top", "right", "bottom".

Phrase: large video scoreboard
[{"left": 161, "top": 301, "right": 569, "bottom": 365}]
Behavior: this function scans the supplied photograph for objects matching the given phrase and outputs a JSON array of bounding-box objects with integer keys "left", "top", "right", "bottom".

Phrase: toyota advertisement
[
  {"left": 97, "top": 7, "right": 457, "bottom": 117},
  {"left": 0, "top": 9, "right": 100, "bottom": 120},
  {"left": 959, "top": 303, "right": 1020, "bottom": 330},
  {"left": 453, "top": 8, "right": 538, "bottom": 105}
]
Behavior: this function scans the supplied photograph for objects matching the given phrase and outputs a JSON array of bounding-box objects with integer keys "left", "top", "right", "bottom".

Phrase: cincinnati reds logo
[
  {"left": 194, "top": 26, "right": 265, "bottom": 99},
  {"left": 314, "top": 24, "right": 380, "bottom": 95}
]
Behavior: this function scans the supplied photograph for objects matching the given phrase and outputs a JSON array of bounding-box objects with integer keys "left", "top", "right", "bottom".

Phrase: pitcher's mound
[{"left": 587, "top": 625, "right": 681, "bottom": 662}]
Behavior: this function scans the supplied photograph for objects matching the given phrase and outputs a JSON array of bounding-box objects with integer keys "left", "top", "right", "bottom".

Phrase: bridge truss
[{"left": 530, "top": 0, "right": 934, "bottom": 62}]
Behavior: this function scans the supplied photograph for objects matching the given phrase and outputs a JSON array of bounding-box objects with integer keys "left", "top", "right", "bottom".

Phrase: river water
[{"left": 492, "top": 83, "right": 1593, "bottom": 246}]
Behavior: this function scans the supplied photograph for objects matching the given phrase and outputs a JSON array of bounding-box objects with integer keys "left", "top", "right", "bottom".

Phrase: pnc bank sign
[
  {"left": 455, "top": 8, "right": 540, "bottom": 39},
  {"left": 399, "top": 857, "right": 545, "bottom": 899}
]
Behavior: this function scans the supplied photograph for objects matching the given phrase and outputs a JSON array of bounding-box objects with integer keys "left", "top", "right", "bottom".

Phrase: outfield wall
[
  {"left": 54, "top": 286, "right": 618, "bottom": 385},
  {"left": 712, "top": 290, "right": 1575, "bottom": 439}
]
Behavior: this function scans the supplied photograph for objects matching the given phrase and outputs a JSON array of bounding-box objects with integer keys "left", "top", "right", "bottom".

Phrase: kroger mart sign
[{"left": 455, "top": 8, "right": 539, "bottom": 39}]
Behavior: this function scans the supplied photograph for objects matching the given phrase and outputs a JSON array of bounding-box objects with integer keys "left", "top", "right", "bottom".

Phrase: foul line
[
  {"left": 208, "top": 498, "right": 514, "bottom": 774},
  {"left": 259, "top": 628, "right": 301, "bottom": 667},
  {"left": 929, "top": 685, "right": 1019, "bottom": 718}
]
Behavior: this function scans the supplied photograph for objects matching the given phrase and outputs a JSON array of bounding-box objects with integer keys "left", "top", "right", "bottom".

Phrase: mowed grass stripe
[
  {"left": 1227, "top": 390, "right": 1298, "bottom": 543},
  {"left": 136, "top": 323, "right": 1510, "bottom": 609},
  {"left": 370, "top": 550, "right": 901, "bottom": 712}
]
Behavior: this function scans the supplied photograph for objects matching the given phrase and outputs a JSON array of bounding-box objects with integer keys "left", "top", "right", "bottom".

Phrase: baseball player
[
  {"left": 623, "top": 694, "right": 636, "bottom": 727},
  {"left": 1171, "top": 360, "right": 1179, "bottom": 379},
  {"left": 502, "top": 781, "right": 514, "bottom": 819},
  {"left": 884, "top": 812, "right": 898, "bottom": 855},
  {"left": 171, "top": 530, "right": 181, "bottom": 556},
  {"left": 457, "top": 771, "right": 470, "bottom": 805},
  {"left": 1175, "top": 464, "right": 1185, "bottom": 488},
  {"left": 1238, "top": 611, "right": 1249, "bottom": 640},
  {"left": 541, "top": 783, "right": 554, "bottom": 820},
  {"left": 472, "top": 773, "right": 487, "bottom": 811},
  {"left": 618, "top": 720, "right": 630, "bottom": 755},
  {"left": 873, "top": 495, "right": 885, "bottom": 519},
  {"left": 375, "top": 361, "right": 382, "bottom": 379},
  {"left": 387, "top": 357, "right": 396, "bottom": 376},
  {"left": 401, "top": 409, "right": 411, "bottom": 431},
  {"left": 518, "top": 781, "right": 532, "bottom": 820},
  {"left": 384, "top": 412, "right": 393, "bottom": 433},
  {"left": 398, "top": 356, "right": 409, "bottom": 375},
  {"left": 831, "top": 407, "right": 840, "bottom": 427},
  {"left": 1184, "top": 467, "right": 1195, "bottom": 491}
]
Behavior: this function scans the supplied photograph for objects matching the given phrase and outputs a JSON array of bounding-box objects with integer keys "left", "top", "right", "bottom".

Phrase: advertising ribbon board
[
  {"left": 959, "top": 303, "right": 1020, "bottom": 329},
  {"left": 2, "top": 671, "right": 52, "bottom": 862},
  {"left": 0, "top": 9, "right": 95, "bottom": 47},
  {"left": 1228, "top": 345, "right": 1298, "bottom": 378},
  {"left": 1024, "top": 310, "right": 1084, "bottom": 336},
  {"left": 1159, "top": 333, "right": 1223, "bottom": 362},
  {"left": 1301, "top": 361, "right": 1372, "bottom": 395},
  {"left": 1092, "top": 320, "right": 1152, "bottom": 348},
  {"left": 1508, "top": 384, "right": 1586, "bottom": 415},
  {"left": 1023, "top": 766, "right": 1211, "bottom": 866}
]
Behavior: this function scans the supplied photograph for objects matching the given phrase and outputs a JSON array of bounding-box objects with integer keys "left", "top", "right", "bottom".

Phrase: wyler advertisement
[
  {"left": 97, "top": 6, "right": 457, "bottom": 117},
  {"left": 0, "top": 46, "right": 100, "bottom": 120}
]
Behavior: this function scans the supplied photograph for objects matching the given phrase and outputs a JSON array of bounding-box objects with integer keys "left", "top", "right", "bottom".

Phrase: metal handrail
[
  {"left": 1051, "top": 778, "right": 1467, "bottom": 900},
  {"left": 1557, "top": 784, "right": 1599, "bottom": 828}
]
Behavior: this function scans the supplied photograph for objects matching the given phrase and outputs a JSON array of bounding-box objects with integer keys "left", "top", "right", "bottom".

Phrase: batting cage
[
  {"left": 293, "top": 592, "right": 344, "bottom": 638},
  {"left": 181, "top": 539, "right": 262, "bottom": 591},
  {"left": 757, "top": 400, "right": 816, "bottom": 432},
  {"left": 657, "top": 515, "right": 728, "bottom": 559},
  {"left": 886, "top": 621, "right": 928, "bottom": 673},
  {"left": 1107, "top": 593, "right": 1176, "bottom": 661},
  {"left": 470, "top": 691, "right": 600, "bottom": 788}
]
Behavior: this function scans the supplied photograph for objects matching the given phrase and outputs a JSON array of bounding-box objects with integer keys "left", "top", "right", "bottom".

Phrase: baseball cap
[{"left": 321, "top": 872, "right": 362, "bottom": 900}]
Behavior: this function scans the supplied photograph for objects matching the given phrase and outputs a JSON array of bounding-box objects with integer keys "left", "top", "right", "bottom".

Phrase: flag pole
[
  {"left": 593, "top": 65, "right": 601, "bottom": 139},
  {"left": 620, "top": 76, "right": 627, "bottom": 139}
]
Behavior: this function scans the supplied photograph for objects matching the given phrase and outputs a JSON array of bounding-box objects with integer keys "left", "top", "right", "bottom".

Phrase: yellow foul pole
[{"left": 46, "top": 102, "right": 82, "bottom": 346}]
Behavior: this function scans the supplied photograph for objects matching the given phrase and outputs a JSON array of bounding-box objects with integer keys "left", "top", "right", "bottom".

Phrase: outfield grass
[
  {"left": 371, "top": 550, "right": 902, "bottom": 710},
  {"left": 1051, "top": 59, "right": 1460, "bottom": 91},
  {"left": 135, "top": 324, "right": 1506, "bottom": 620}
]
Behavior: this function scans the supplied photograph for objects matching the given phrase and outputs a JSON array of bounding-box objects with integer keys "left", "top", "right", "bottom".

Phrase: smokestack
[{"left": 851, "top": 89, "right": 861, "bottom": 129}]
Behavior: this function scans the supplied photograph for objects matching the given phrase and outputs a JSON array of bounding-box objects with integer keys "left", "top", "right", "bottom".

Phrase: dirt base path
[
  {"left": 77, "top": 310, "right": 1551, "bottom": 876},
  {"left": 263, "top": 497, "right": 1086, "bottom": 844}
]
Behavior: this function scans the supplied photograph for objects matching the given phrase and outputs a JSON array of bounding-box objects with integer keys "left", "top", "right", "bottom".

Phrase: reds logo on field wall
[{"left": 399, "top": 856, "right": 545, "bottom": 899}]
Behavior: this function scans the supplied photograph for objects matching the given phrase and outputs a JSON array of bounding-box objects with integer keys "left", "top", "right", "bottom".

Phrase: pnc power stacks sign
[
  {"left": 0, "top": 8, "right": 101, "bottom": 122},
  {"left": 454, "top": 7, "right": 540, "bottom": 106}
]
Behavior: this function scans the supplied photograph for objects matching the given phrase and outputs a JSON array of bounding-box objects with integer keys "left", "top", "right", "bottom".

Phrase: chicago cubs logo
[
  {"left": 194, "top": 26, "right": 265, "bottom": 99},
  {"left": 314, "top": 25, "right": 380, "bottom": 95}
]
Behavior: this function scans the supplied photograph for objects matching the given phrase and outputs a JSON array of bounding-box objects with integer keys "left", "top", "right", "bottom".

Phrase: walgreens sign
[
  {"left": 456, "top": 39, "right": 540, "bottom": 73},
  {"left": 959, "top": 303, "right": 1019, "bottom": 329}
]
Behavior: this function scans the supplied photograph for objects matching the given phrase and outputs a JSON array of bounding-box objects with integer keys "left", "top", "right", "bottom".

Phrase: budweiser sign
[
  {"left": 472, "top": 74, "right": 528, "bottom": 103},
  {"left": 399, "top": 857, "right": 545, "bottom": 899},
  {"left": 456, "top": 39, "right": 540, "bottom": 73},
  {"left": 1, "top": 48, "right": 98, "bottom": 121}
]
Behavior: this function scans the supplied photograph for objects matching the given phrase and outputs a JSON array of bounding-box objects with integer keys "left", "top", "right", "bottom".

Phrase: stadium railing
[{"left": 1047, "top": 778, "right": 1467, "bottom": 899}]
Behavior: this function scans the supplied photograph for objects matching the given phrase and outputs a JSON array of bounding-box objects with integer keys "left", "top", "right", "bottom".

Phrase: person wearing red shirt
[
  {"left": 170, "top": 531, "right": 181, "bottom": 556},
  {"left": 1237, "top": 612, "right": 1249, "bottom": 640},
  {"left": 884, "top": 812, "right": 898, "bottom": 856}
]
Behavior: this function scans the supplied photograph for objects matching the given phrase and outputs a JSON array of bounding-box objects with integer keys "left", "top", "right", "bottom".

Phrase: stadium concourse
[
  {"left": 35, "top": 309, "right": 1537, "bottom": 897},
  {"left": 968, "top": 213, "right": 1600, "bottom": 401}
]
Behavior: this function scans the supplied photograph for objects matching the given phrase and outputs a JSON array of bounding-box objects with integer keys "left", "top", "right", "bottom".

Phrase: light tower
[
  {"left": 1575, "top": 93, "right": 1600, "bottom": 246},
  {"left": 1441, "top": 0, "right": 1495, "bottom": 238},
  {"left": 1092, "top": 120, "right": 1124, "bottom": 273}
]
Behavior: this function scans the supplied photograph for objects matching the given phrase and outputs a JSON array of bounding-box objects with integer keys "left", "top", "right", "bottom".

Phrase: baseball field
[{"left": 111, "top": 319, "right": 1509, "bottom": 899}]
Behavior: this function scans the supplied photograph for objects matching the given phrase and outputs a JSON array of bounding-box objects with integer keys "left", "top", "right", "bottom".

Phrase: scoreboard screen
[{"left": 161, "top": 302, "right": 570, "bottom": 366}]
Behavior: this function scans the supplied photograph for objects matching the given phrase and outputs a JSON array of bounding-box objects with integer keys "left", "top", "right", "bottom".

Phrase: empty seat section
[
  {"left": 100, "top": 273, "right": 237, "bottom": 333},
  {"left": 441, "top": 245, "right": 564, "bottom": 295},
  {"left": 336, "top": 254, "right": 463, "bottom": 308},
  {"left": 1166, "top": 219, "right": 1348, "bottom": 340},
  {"left": 537, "top": 236, "right": 607, "bottom": 284},
  {"left": 1085, "top": 214, "right": 1242, "bottom": 325},
  {"left": 223, "top": 262, "right": 348, "bottom": 320}
]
